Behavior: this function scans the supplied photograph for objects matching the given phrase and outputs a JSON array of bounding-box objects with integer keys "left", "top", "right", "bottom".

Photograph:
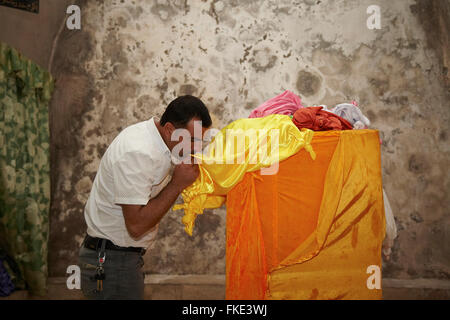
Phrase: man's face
[
  {"left": 166, "top": 117, "right": 209, "bottom": 160},
  {"left": 184, "top": 118, "right": 209, "bottom": 154}
]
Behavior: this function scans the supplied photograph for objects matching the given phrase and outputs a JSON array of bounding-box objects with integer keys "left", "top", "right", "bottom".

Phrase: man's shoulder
[
  {"left": 117, "top": 119, "right": 150, "bottom": 139},
  {"left": 103, "top": 121, "right": 152, "bottom": 161},
  {"left": 107, "top": 118, "right": 171, "bottom": 166},
  {"left": 114, "top": 120, "right": 153, "bottom": 149}
]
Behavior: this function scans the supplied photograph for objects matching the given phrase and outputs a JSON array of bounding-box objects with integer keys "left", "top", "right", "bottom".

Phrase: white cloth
[
  {"left": 84, "top": 117, "right": 174, "bottom": 248},
  {"left": 382, "top": 188, "right": 397, "bottom": 260},
  {"left": 331, "top": 103, "right": 371, "bottom": 129}
]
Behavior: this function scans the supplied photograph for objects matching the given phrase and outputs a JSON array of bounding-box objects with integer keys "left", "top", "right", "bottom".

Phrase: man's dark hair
[{"left": 160, "top": 95, "right": 212, "bottom": 128}]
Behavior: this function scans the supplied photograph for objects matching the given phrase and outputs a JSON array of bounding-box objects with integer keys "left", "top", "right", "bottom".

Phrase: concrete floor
[{"left": 1, "top": 276, "right": 449, "bottom": 300}]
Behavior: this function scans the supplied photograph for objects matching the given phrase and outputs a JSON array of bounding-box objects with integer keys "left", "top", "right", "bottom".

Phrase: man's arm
[{"left": 120, "top": 162, "right": 199, "bottom": 240}]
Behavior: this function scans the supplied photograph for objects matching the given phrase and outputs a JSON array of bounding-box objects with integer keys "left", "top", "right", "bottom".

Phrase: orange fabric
[
  {"left": 292, "top": 106, "right": 353, "bottom": 131},
  {"left": 226, "top": 130, "right": 385, "bottom": 300},
  {"left": 173, "top": 115, "right": 316, "bottom": 236}
]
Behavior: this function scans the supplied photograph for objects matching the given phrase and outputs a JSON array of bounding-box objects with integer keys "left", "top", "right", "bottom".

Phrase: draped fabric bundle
[
  {"left": 331, "top": 103, "right": 371, "bottom": 130},
  {"left": 248, "top": 90, "right": 303, "bottom": 118},
  {"left": 173, "top": 115, "right": 316, "bottom": 236},
  {"left": 292, "top": 106, "right": 353, "bottom": 131},
  {"left": 226, "top": 130, "right": 386, "bottom": 300}
]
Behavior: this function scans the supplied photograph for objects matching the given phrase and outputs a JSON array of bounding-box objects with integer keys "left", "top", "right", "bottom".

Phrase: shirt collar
[{"left": 147, "top": 117, "right": 171, "bottom": 157}]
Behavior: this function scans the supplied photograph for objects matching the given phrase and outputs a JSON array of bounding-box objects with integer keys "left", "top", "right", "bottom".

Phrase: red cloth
[{"left": 292, "top": 106, "right": 353, "bottom": 131}]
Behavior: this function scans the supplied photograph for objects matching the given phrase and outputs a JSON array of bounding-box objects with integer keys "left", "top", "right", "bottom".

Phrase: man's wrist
[{"left": 169, "top": 179, "right": 185, "bottom": 194}]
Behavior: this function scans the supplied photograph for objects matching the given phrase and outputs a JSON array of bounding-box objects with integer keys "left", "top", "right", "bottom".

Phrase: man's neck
[{"left": 154, "top": 119, "right": 171, "bottom": 151}]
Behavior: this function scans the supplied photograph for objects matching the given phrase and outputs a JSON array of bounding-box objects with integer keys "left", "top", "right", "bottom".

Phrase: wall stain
[
  {"left": 296, "top": 70, "right": 322, "bottom": 97},
  {"left": 250, "top": 47, "right": 277, "bottom": 72}
]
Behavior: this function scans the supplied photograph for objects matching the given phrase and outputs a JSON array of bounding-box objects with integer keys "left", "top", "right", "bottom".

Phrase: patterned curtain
[{"left": 0, "top": 42, "right": 54, "bottom": 296}]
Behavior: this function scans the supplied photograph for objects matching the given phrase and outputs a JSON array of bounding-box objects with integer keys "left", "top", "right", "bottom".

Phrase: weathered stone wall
[
  {"left": 0, "top": 0, "right": 73, "bottom": 70},
  {"left": 1, "top": 0, "right": 449, "bottom": 281}
]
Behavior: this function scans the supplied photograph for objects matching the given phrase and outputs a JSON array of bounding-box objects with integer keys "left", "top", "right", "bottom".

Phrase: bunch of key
[{"left": 95, "top": 255, "right": 106, "bottom": 292}]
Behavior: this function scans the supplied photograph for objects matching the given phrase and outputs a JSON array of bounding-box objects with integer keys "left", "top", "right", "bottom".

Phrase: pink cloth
[{"left": 248, "top": 90, "right": 304, "bottom": 118}]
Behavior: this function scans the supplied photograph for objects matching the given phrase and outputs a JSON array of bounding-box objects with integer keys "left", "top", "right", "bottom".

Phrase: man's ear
[{"left": 163, "top": 122, "right": 176, "bottom": 140}]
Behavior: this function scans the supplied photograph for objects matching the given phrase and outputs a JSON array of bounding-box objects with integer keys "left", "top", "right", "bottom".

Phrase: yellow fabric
[
  {"left": 226, "top": 130, "right": 386, "bottom": 300},
  {"left": 173, "top": 114, "right": 316, "bottom": 236}
]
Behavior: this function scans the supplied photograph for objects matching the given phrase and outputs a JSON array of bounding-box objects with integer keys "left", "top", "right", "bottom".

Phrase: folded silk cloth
[
  {"left": 292, "top": 106, "right": 353, "bottom": 131},
  {"left": 173, "top": 114, "right": 316, "bottom": 235},
  {"left": 248, "top": 90, "right": 304, "bottom": 118}
]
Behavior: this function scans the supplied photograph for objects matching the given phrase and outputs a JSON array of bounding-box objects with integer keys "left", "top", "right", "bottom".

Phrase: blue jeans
[{"left": 77, "top": 245, "right": 145, "bottom": 300}]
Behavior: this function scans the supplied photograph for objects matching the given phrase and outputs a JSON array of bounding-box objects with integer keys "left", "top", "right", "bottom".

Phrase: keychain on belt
[{"left": 95, "top": 239, "right": 106, "bottom": 292}]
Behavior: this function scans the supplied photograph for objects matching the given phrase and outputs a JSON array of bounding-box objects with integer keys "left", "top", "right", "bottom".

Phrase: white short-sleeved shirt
[{"left": 84, "top": 117, "right": 174, "bottom": 248}]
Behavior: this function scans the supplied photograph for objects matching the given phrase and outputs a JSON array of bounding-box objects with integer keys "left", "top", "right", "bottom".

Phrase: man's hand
[{"left": 171, "top": 161, "right": 199, "bottom": 191}]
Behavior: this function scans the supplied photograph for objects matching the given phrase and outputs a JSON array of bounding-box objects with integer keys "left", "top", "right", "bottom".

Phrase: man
[{"left": 78, "top": 95, "right": 212, "bottom": 300}]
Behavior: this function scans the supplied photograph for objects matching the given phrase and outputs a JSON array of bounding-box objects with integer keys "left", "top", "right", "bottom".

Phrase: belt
[{"left": 83, "top": 235, "right": 146, "bottom": 255}]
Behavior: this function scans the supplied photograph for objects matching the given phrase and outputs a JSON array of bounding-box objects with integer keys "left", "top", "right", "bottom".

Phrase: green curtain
[{"left": 0, "top": 42, "right": 53, "bottom": 296}]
